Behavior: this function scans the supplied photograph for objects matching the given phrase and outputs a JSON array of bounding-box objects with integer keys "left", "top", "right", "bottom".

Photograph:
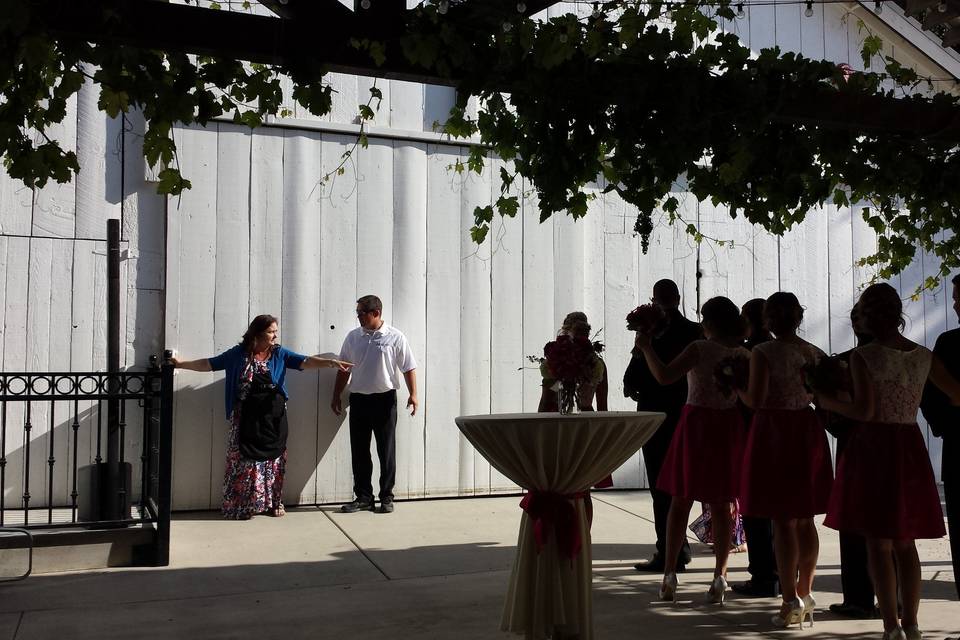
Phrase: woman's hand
[
  {"left": 303, "top": 356, "right": 353, "bottom": 371},
  {"left": 330, "top": 359, "right": 353, "bottom": 371},
  {"left": 633, "top": 331, "right": 651, "bottom": 350}
]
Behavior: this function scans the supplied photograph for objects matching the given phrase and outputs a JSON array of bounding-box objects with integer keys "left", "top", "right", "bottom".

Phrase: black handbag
[{"left": 238, "top": 369, "right": 288, "bottom": 461}]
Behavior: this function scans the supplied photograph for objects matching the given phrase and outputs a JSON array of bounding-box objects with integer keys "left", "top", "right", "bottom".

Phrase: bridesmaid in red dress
[
  {"left": 635, "top": 296, "right": 748, "bottom": 605},
  {"left": 738, "top": 292, "right": 833, "bottom": 629},
  {"left": 818, "top": 283, "right": 960, "bottom": 640}
]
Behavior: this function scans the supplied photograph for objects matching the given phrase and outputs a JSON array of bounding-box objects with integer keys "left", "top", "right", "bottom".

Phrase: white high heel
[
  {"left": 771, "top": 597, "right": 804, "bottom": 629},
  {"left": 707, "top": 575, "right": 727, "bottom": 605},
  {"left": 882, "top": 628, "right": 907, "bottom": 640},
  {"left": 801, "top": 593, "right": 816, "bottom": 628},
  {"left": 902, "top": 626, "right": 922, "bottom": 640},
  {"left": 659, "top": 572, "right": 679, "bottom": 602}
]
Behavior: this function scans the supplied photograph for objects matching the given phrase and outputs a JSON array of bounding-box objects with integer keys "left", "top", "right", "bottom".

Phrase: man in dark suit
[
  {"left": 624, "top": 279, "right": 701, "bottom": 572},
  {"left": 824, "top": 305, "right": 877, "bottom": 618},
  {"left": 920, "top": 273, "right": 960, "bottom": 618},
  {"left": 732, "top": 298, "right": 780, "bottom": 598}
]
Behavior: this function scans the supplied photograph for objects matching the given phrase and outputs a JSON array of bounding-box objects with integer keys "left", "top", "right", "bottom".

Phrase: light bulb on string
[
  {"left": 438, "top": 0, "right": 449, "bottom": 15},
  {"left": 804, "top": 1, "right": 814, "bottom": 17},
  {"left": 360, "top": 0, "right": 370, "bottom": 8},
  {"left": 559, "top": 32, "right": 568, "bottom": 43},
  {"left": 736, "top": 2, "right": 745, "bottom": 18},
  {"left": 939, "top": 1, "right": 948, "bottom": 12},
  {"left": 592, "top": 2, "right": 602, "bottom": 18},
  {"left": 664, "top": 3, "right": 673, "bottom": 20},
  {"left": 517, "top": 1, "right": 526, "bottom": 12},
  {"left": 503, "top": 20, "right": 512, "bottom": 32},
  {"left": 874, "top": 0, "right": 883, "bottom": 13}
]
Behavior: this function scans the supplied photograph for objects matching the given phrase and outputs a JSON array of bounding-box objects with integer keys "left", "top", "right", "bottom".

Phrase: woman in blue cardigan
[{"left": 172, "top": 314, "right": 351, "bottom": 519}]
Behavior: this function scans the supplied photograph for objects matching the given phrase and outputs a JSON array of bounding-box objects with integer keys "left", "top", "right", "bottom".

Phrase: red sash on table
[{"left": 519, "top": 490, "right": 591, "bottom": 559}]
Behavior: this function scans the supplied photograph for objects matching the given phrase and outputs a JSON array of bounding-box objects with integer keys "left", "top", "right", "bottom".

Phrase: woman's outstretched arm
[{"left": 170, "top": 355, "right": 212, "bottom": 372}]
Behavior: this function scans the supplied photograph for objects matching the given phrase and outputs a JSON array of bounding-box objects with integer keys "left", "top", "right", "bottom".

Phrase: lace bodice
[
  {"left": 856, "top": 343, "right": 932, "bottom": 423},
  {"left": 755, "top": 340, "right": 823, "bottom": 410},
  {"left": 686, "top": 340, "right": 750, "bottom": 409}
]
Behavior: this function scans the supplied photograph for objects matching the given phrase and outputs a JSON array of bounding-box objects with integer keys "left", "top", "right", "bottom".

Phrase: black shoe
[
  {"left": 340, "top": 498, "right": 375, "bottom": 513},
  {"left": 378, "top": 499, "right": 394, "bottom": 514},
  {"left": 828, "top": 602, "right": 875, "bottom": 619},
  {"left": 633, "top": 554, "right": 687, "bottom": 573},
  {"left": 731, "top": 579, "right": 780, "bottom": 598}
]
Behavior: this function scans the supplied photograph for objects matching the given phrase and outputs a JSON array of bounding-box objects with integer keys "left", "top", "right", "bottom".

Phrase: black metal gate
[{"left": 0, "top": 357, "right": 173, "bottom": 565}]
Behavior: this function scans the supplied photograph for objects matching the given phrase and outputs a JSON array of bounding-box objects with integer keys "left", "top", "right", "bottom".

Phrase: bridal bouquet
[
  {"left": 802, "top": 355, "right": 850, "bottom": 393},
  {"left": 713, "top": 353, "right": 750, "bottom": 395},
  {"left": 626, "top": 304, "right": 665, "bottom": 333}
]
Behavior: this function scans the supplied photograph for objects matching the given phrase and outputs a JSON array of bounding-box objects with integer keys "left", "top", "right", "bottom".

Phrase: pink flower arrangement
[
  {"left": 626, "top": 304, "right": 665, "bottom": 333},
  {"left": 543, "top": 334, "right": 597, "bottom": 384},
  {"left": 803, "top": 356, "right": 850, "bottom": 393},
  {"left": 714, "top": 354, "right": 750, "bottom": 395}
]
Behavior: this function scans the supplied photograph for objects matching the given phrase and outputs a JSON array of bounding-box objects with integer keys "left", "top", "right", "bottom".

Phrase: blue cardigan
[{"left": 208, "top": 344, "right": 307, "bottom": 418}]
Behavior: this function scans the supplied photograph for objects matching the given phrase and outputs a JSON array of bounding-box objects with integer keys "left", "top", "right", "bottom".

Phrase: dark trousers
[
  {"left": 946, "top": 477, "right": 959, "bottom": 600},
  {"left": 836, "top": 432, "right": 875, "bottom": 608},
  {"left": 349, "top": 390, "right": 397, "bottom": 502},
  {"left": 742, "top": 515, "right": 778, "bottom": 585},
  {"left": 641, "top": 411, "right": 690, "bottom": 562}
]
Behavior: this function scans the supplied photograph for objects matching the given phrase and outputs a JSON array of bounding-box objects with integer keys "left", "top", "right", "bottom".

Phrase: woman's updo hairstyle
[
  {"left": 700, "top": 296, "right": 745, "bottom": 339},
  {"left": 857, "top": 283, "right": 905, "bottom": 334},
  {"left": 763, "top": 292, "right": 804, "bottom": 336},
  {"left": 241, "top": 314, "right": 279, "bottom": 352}
]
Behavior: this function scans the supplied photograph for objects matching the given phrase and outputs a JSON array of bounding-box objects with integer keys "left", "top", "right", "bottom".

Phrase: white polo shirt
[{"left": 339, "top": 323, "right": 417, "bottom": 395}]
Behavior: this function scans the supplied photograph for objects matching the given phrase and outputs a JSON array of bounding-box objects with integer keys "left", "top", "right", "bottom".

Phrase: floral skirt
[{"left": 222, "top": 417, "right": 286, "bottom": 520}]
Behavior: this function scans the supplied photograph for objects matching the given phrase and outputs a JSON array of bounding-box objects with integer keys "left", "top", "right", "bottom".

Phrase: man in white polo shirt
[{"left": 332, "top": 295, "right": 418, "bottom": 514}]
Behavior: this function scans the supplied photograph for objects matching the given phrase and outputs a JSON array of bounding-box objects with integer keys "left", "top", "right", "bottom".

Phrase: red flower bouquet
[
  {"left": 543, "top": 334, "right": 597, "bottom": 384},
  {"left": 713, "top": 353, "right": 750, "bottom": 395},
  {"left": 626, "top": 304, "right": 665, "bottom": 333},
  {"left": 802, "top": 355, "right": 850, "bottom": 393}
]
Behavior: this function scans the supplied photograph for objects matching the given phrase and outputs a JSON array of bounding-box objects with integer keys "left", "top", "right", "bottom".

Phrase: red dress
[
  {"left": 656, "top": 341, "right": 748, "bottom": 503},
  {"left": 824, "top": 344, "right": 946, "bottom": 539},
  {"left": 739, "top": 341, "right": 834, "bottom": 519}
]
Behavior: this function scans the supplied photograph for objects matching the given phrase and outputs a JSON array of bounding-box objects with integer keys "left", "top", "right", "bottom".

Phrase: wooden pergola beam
[{"left": 32, "top": 0, "right": 960, "bottom": 140}]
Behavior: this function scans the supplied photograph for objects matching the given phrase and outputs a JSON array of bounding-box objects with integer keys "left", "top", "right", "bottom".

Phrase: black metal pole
[
  {"left": 105, "top": 218, "right": 121, "bottom": 521},
  {"left": 155, "top": 350, "right": 175, "bottom": 566}
]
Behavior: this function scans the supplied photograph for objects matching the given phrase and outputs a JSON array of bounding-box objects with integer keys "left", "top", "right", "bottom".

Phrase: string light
[
  {"left": 360, "top": 0, "right": 370, "bottom": 8},
  {"left": 503, "top": 20, "right": 512, "bottom": 32},
  {"left": 438, "top": 0, "right": 449, "bottom": 15},
  {"left": 804, "top": 0, "right": 814, "bottom": 17},
  {"left": 736, "top": 2, "right": 745, "bottom": 18},
  {"left": 938, "top": 0, "right": 948, "bottom": 11},
  {"left": 874, "top": 0, "right": 882, "bottom": 13},
  {"left": 517, "top": 1, "right": 527, "bottom": 12}
]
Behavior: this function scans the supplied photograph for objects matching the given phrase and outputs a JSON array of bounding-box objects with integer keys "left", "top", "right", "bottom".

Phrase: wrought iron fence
[{"left": 0, "top": 357, "right": 173, "bottom": 565}]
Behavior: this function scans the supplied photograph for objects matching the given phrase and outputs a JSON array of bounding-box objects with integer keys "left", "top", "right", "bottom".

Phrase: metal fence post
[{"left": 154, "top": 351, "right": 175, "bottom": 566}]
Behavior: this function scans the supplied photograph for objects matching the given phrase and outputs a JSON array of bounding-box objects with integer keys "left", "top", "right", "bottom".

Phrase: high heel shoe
[
  {"left": 659, "top": 572, "right": 679, "bottom": 602},
  {"left": 902, "top": 626, "right": 922, "bottom": 640},
  {"left": 882, "top": 628, "right": 907, "bottom": 640},
  {"left": 771, "top": 597, "right": 804, "bottom": 629},
  {"left": 800, "top": 594, "right": 816, "bottom": 628},
  {"left": 707, "top": 575, "right": 727, "bottom": 605}
]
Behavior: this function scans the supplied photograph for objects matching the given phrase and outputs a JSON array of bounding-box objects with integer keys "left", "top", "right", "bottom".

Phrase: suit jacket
[
  {"left": 920, "top": 328, "right": 960, "bottom": 484},
  {"left": 623, "top": 310, "right": 702, "bottom": 415}
]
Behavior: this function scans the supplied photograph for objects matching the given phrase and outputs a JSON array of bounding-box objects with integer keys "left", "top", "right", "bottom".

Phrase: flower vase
[{"left": 557, "top": 381, "right": 578, "bottom": 415}]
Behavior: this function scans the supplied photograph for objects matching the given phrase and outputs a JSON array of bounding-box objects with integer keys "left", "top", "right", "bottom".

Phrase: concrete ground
[{"left": 0, "top": 491, "right": 956, "bottom": 639}]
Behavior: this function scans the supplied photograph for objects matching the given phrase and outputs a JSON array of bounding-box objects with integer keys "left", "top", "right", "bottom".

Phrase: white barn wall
[{"left": 2, "top": 5, "right": 959, "bottom": 508}]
